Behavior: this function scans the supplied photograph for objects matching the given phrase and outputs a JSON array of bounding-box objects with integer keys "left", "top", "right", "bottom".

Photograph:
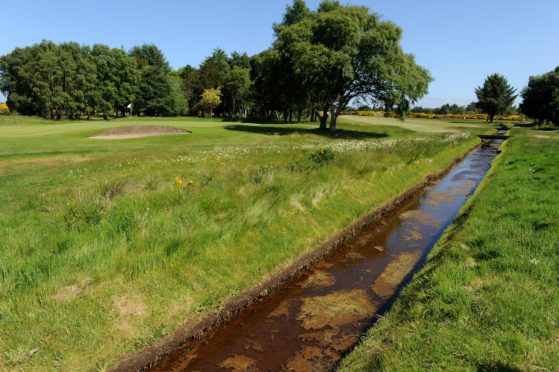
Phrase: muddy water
[{"left": 154, "top": 139, "right": 503, "bottom": 371}]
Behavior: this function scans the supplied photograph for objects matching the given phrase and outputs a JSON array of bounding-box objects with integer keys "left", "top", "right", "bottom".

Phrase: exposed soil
[
  {"left": 90, "top": 125, "right": 191, "bottom": 139},
  {"left": 112, "top": 139, "right": 504, "bottom": 372}
]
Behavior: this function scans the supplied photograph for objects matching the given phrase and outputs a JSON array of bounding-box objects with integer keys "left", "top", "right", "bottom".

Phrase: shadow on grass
[{"left": 224, "top": 124, "right": 388, "bottom": 139}]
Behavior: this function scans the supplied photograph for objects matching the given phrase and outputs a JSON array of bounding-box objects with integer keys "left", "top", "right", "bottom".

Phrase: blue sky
[{"left": 2, "top": 0, "right": 558, "bottom": 107}]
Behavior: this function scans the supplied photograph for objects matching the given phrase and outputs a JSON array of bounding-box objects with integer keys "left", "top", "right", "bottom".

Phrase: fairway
[
  {"left": 0, "top": 116, "right": 488, "bottom": 370},
  {"left": 340, "top": 115, "right": 487, "bottom": 133}
]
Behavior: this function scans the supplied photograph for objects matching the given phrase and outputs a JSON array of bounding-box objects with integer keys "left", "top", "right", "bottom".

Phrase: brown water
[{"left": 153, "top": 139, "right": 503, "bottom": 371}]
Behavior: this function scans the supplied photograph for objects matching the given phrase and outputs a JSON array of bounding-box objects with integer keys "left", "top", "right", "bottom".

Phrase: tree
[
  {"left": 178, "top": 65, "right": 200, "bottom": 114},
  {"left": 169, "top": 72, "right": 189, "bottom": 116},
  {"left": 520, "top": 67, "right": 559, "bottom": 126},
  {"left": 475, "top": 73, "right": 516, "bottom": 123},
  {"left": 273, "top": 0, "right": 312, "bottom": 33},
  {"left": 89, "top": 45, "right": 139, "bottom": 119},
  {"left": 275, "top": 2, "right": 431, "bottom": 131},
  {"left": 130, "top": 44, "right": 175, "bottom": 116},
  {"left": 0, "top": 41, "right": 97, "bottom": 119},
  {"left": 199, "top": 88, "right": 222, "bottom": 117},
  {"left": 134, "top": 66, "right": 174, "bottom": 116}
]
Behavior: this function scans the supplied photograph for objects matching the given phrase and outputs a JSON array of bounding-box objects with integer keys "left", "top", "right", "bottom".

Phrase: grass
[
  {"left": 339, "top": 115, "right": 489, "bottom": 133},
  {"left": 0, "top": 115, "right": 490, "bottom": 370},
  {"left": 339, "top": 128, "right": 559, "bottom": 371}
]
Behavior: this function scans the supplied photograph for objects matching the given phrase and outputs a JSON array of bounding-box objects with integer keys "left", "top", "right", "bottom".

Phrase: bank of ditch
[{"left": 339, "top": 128, "right": 559, "bottom": 371}]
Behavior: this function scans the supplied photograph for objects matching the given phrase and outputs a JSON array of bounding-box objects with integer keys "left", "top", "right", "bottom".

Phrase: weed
[{"left": 308, "top": 147, "right": 334, "bottom": 164}]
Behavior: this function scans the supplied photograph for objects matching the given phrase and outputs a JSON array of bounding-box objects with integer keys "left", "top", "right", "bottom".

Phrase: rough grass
[
  {"left": 339, "top": 128, "right": 559, "bottom": 371},
  {"left": 0, "top": 115, "right": 489, "bottom": 370}
]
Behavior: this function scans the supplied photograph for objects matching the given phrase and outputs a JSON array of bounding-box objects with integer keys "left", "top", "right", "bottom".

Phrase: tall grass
[{"left": 0, "top": 116, "right": 488, "bottom": 369}]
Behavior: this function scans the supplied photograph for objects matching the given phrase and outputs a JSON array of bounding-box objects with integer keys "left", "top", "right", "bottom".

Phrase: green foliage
[
  {"left": 129, "top": 44, "right": 169, "bottom": 70},
  {"left": 308, "top": 147, "right": 334, "bottom": 163},
  {"left": 273, "top": 0, "right": 312, "bottom": 33},
  {"left": 0, "top": 41, "right": 178, "bottom": 119},
  {"left": 130, "top": 44, "right": 176, "bottom": 117},
  {"left": 198, "top": 87, "right": 222, "bottom": 116},
  {"left": 519, "top": 66, "right": 559, "bottom": 126},
  {"left": 272, "top": 2, "right": 432, "bottom": 130},
  {"left": 475, "top": 73, "right": 517, "bottom": 123},
  {"left": 89, "top": 44, "right": 139, "bottom": 118}
]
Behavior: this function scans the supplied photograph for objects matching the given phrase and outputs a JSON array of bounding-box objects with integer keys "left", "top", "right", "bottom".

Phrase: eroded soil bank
[{"left": 131, "top": 139, "right": 502, "bottom": 371}]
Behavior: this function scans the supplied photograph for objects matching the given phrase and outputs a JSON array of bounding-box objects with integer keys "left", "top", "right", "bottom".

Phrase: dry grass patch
[
  {"left": 370, "top": 252, "right": 421, "bottom": 299},
  {"left": 297, "top": 289, "right": 375, "bottom": 330}
]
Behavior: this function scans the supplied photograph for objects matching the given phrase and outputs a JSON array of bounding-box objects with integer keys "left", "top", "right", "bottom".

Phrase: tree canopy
[
  {"left": 519, "top": 66, "right": 559, "bottom": 126},
  {"left": 268, "top": 1, "right": 432, "bottom": 131},
  {"left": 475, "top": 73, "right": 517, "bottom": 123},
  {"left": 0, "top": 1, "right": 432, "bottom": 123}
]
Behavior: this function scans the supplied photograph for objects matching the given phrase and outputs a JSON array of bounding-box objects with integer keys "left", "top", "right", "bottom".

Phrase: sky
[{"left": 1, "top": 0, "right": 558, "bottom": 107}]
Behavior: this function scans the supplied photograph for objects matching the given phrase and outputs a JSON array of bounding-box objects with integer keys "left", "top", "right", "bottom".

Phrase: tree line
[
  {"left": 1, "top": 0, "right": 556, "bottom": 127},
  {"left": 469, "top": 71, "right": 558, "bottom": 125},
  {"left": 0, "top": 0, "right": 432, "bottom": 131}
]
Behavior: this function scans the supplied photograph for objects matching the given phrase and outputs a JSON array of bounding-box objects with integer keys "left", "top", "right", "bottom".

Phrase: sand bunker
[{"left": 90, "top": 125, "right": 191, "bottom": 139}]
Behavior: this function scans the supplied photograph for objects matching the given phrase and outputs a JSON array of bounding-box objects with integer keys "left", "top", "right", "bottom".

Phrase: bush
[
  {"left": 0, "top": 102, "right": 9, "bottom": 115},
  {"left": 308, "top": 147, "right": 334, "bottom": 163}
]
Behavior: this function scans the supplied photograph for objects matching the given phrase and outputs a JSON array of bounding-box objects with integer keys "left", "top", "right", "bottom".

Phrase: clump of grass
[
  {"left": 62, "top": 195, "right": 103, "bottom": 231},
  {"left": 308, "top": 147, "right": 334, "bottom": 164},
  {"left": 143, "top": 176, "right": 158, "bottom": 191},
  {"left": 98, "top": 180, "right": 125, "bottom": 199}
]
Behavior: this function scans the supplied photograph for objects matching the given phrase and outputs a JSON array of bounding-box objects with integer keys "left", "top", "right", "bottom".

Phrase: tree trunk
[
  {"left": 329, "top": 103, "right": 344, "bottom": 133},
  {"left": 318, "top": 104, "right": 329, "bottom": 130},
  {"left": 329, "top": 109, "right": 338, "bottom": 133}
]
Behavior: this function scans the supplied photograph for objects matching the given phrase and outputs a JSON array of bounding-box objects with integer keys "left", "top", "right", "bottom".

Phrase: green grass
[
  {"left": 339, "top": 115, "right": 489, "bottom": 133},
  {"left": 339, "top": 128, "right": 559, "bottom": 371},
  {"left": 0, "top": 115, "right": 490, "bottom": 370}
]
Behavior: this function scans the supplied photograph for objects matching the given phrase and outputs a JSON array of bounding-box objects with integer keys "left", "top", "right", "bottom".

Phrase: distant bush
[
  {"left": 0, "top": 102, "right": 9, "bottom": 114},
  {"left": 342, "top": 110, "right": 523, "bottom": 121}
]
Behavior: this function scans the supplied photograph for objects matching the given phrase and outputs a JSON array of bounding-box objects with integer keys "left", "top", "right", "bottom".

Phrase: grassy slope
[
  {"left": 339, "top": 128, "right": 559, "bottom": 371},
  {"left": 0, "top": 116, "right": 488, "bottom": 370}
]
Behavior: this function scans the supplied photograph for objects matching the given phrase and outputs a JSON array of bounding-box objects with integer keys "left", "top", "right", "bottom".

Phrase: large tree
[
  {"left": 475, "top": 73, "right": 517, "bottom": 123},
  {"left": 0, "top": 41, "right": 97, "bottom": 119},
  {"left": 274, "top": 1, "right": 432, "bottom": 131},
  {"left": 89, "top": 45, "right": 139, "bottom": 119},
  {"left": 130, "top": 44, "right": 175, "bottom": 116},
  {"left": 519, "top": 67, "right": 559, "bottom": 126}
]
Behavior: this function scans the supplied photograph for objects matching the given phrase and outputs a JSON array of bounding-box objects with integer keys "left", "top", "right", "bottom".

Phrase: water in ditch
[{"left": 153, "top": 138, "right": 503, "bottom": 371}]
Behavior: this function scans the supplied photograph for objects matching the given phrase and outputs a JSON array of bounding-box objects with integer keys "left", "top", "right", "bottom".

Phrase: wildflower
[
  {"left": 174, "top": 177, "right": 195, "bottom": 188},
  {"left": 529, "top": 258, "right": 540, "bottom": 265},
  {"left": 174, "top": 177, "right": 186, "bottom": 188}
]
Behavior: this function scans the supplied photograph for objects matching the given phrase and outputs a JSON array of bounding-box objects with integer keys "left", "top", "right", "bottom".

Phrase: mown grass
[
  {"left": 0, "top": 115, "right": 489, "bottom": 370},
  {"left": 339, "top": 128, "right": 559, "bottom": 371}
]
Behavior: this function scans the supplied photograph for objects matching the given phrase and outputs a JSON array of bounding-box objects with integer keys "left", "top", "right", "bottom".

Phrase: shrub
[{"left": 308, "top": 147, "right": 334, "bottom": 164}]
